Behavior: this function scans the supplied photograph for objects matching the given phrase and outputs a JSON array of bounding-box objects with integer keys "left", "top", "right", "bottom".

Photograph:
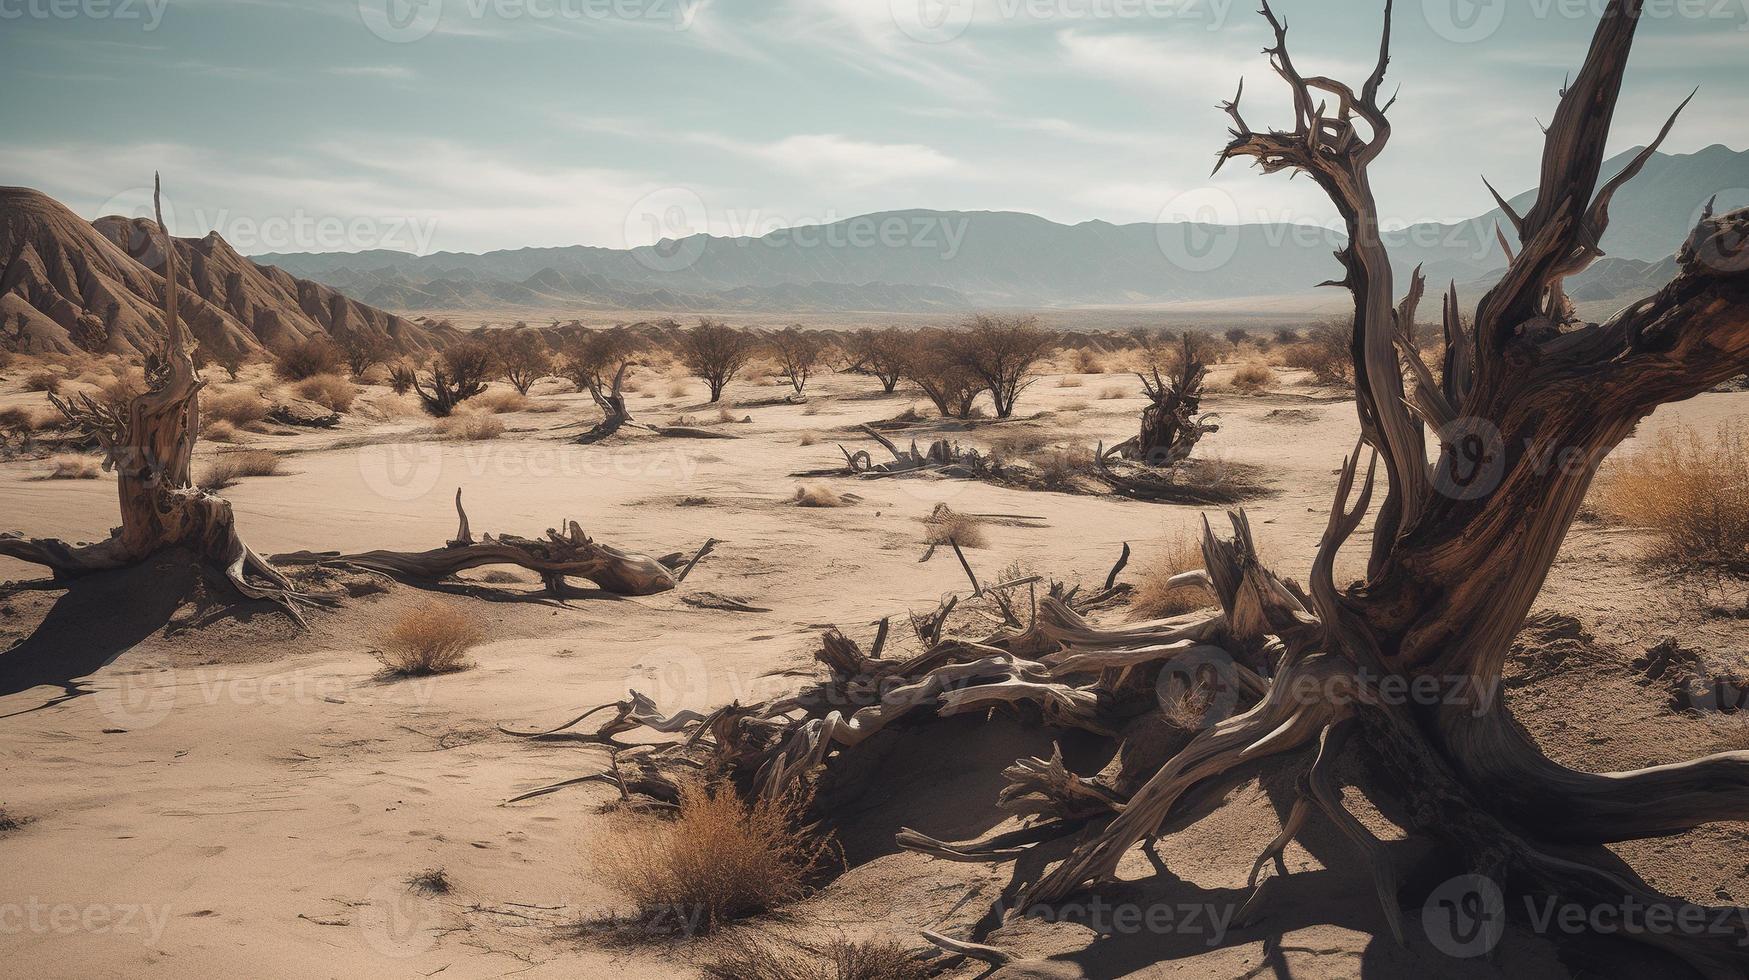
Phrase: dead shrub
[
  {"left": 596, "top": 781, "right": 833, "bottom": 933},
  {"left": 435, "top": 413, "right": 505, "bottom": 441},
  {"left": 294, "top": 373, "right": 357, "bottom": 412},
  {"left": 1592, "top": 422, "right": 1749, "bottom": 571},
  {"left": 1073, "top": 349, "right": 1105, "bottom": 374},
  {"left": 37, "top": 455, "right": 100, "bottom": 480},
  {"left": 203, "top": 419, "right": 238, "bottom": 443},
  {"left": 274, "top": 337, "right": 345, "bottom": 381},
  {"left": 922, "top": 507, "right": 988, "bottom": 548},
  {"left": 23, "top": 370, "right": 60, "bottom": 393},
  {"left": 666, "top": 380, "right": 691, "bottom": 399},
  {"left": 1131, "top": 530, "right": 1210, "bottom": 619},
  {"left": 704, "top": 936, "right": 929, "bottom": 980},
  {"left": 1230, "top": 359, "right": 1276, "bottom": 393},
  {"left": 1060, "top": 398, "right": 1091, "bottom": 413},
  {"left": 374, "top": 602, "right": 481, "bottom": 676},
  {"left": 405, "top": 868, "right": 452, "bottom": 895},
  {"left": 1056, "top": 375, "right": 1085, "bottom": 388},
  {"left": 204, "top": 388, "right": 272, "bottom": 427},
  {"left": 473, "top": 388, "right": 529, "bottom": 414},
  {"left": 197, "top": 450, "right": 283, "bottom": 491},
  {"left": 1099, "top": 386, "right": 1127, "bottom": 400},
  {"left": 794, "top": 485, "right": 848, "bottom": 508},
  {"left": 798, "top": 431, "right": 820, "bottom": 447},
  {"left": 1282, "top": 320, "right": 1353, "bottom": 386}
]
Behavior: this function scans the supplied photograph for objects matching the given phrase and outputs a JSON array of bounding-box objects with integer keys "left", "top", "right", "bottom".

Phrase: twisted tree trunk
[
  {"left": 1118, "top": 332, "right": 1218, "bottom": 466},
  {"left": 1, "top": 177, "right": 314, "bottom": 624}
]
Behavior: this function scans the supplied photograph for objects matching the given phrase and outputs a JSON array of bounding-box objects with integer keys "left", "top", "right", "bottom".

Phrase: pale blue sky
[{"left": 2, "top": 0, "right": 1744, "bottom": 254}]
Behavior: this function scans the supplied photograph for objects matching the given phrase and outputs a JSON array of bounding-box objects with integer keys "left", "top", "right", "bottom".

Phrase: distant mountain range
[
  {"left": 0, "top": 186, "right": 455, "bottom": 357},
  {"left": 254, "top": 145, "right": 1749, "bottom": 315}
]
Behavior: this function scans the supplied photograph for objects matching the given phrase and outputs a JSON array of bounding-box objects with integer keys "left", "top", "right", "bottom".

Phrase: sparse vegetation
[
  {"left": 678, "top": 318, "right": 757, "bottom": 403},
  {"left": 413, "top": 339, "right": 495, "bottom": 417},
  {"left": 435, "top": 412, "right": 505, "bottom": 441},
  {"left": 1592, "top": 422, "right": 1749, "bottom": 572},
  {"left": 846, "top": 327, "right": 907, "bottom": 394},
  {"left": 596, "top": 781, "right": 833, "bottom": 933},
  {"left": 473, "top": 388, "right": 529, "bottom": 414},
  {"left": 375, "top": 602, "right": 482, "bottom": 676},
  {"left": 204, "top": 387, "right": 272, "bottom": 427},
  {"left": 921, "top": 507, "right": 988, "bottom": 548},
  {"left": 499, "top": 330, "right": 553, "bottom": 395},
  {"left": 197, "top": 450, "right": 284, "bottom": 491},
  {"left": 951, "top": 313, "right": 1055, "bottom": 418},
  {"left": 703, "top": 936, "right": 929, "bottom": 980},
  {"left": 793, "top": 485, "right": 848, "bottom": 508},
  {"left": 23, "top": 370, "right": 60, "bottom": 393},
  {"left": 294, "top": 373, "right": 357, "bottom": 412},
  {"left": 1283, "top": 319, "right": 1353, "bottom": 386},
  {"left": 1131, "top": 530, "right": 1210, "bottom": 618},
  {"left": 405, "top": 868, "right": 452, "bottom": 895},
  {"left": 274, "top": 337, "right": 344, "bottom": 381},
  {"left": 37, "top": 455, "right": 100, "bottom": 480},
  {"left": 338, "top": 332, "right": 389, "bottom": 379},
  {"left": 769, "top": 326, "right": 825, "bottom": 399},
  {"left": 1230, "top": 359, "right": 1276, "bottom": 393}
]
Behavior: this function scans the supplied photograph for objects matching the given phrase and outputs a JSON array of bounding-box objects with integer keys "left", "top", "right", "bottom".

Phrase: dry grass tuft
[
  {"left": 922, "top": 507, "right": 988, "bottom": 548},
  {"left": 1056, "top": 375, "right": 1085, "bottom": 388},
  {"left": 198, "top": 450, "right": 284, "bottom": 491},
  {"left": 1230, "top": 360, "right": 1276, "bottom": 393},
  {"left": 794, "top": 484, "right": 849, "bottom": 508},
  {"left": 294, "top": 373, "right": 357, "bottom": 412},
  {"left": 1099, "top": 386, "right": 1128, "bottom": 400},
  {"left": 204, "top": 387, "right": 272, "bottom": 427},
  {"left": 596, "top": 781, "right": 834, "bottom": 934},
  {"left": 1592, "top": 422, "right": 1749, "bottom": 571},
  {"left": 375, "top": 602, "right": 482, "bottom": 676},
  {"left": 704, "top": 936, "right": 929, "bottom": 980},
  {"left": 1073, "top": 349, "right": 1106, "bottom": 374},
  {"left": 0, "top": 808, "right": 23, "bottom": 835},
  {"left": 23, "top": 370, "right": 60, "bottom": 393},
  {"left": 1130, "top": 530, "right": 1211, "bottom": 619},
  {"left": 474, "top": 388, "right": 529, "bottom": 414},
  {"left": 667, "top": 380, "right": 691, "bottom": 399},
  {"left": 1060, "top": 398, "right": 1091, "bottom": 413},
  {"left": 798, "top": 431, "right": 820, "bottom": 447},
  {"left": 435, "top": 412, "right": 505, "bottom": 441},
  {"left": 202, "top": 419, "right": 238, "bottom": 443},
  {"left": 405, "top": 868, "right": 452, "bottom": 895},
  {"left": 37, "top": 455, "right": 100, "bottom": 480}
]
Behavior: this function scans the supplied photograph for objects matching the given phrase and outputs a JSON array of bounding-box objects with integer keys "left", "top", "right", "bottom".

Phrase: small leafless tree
[
  {"left": 413, "top": 340, "right": 494, "bottom": 417},
  {"left": 847, "top": 327, "right": 907, "bottom": 393},
  {"left": 561, "top": 328, "right": 638, "bottom": 439},
  {"left": 388, "top": 362, "right": 417, "bottom": 395},
  {"left": 339, "top": 332, "right": 389, "bottom": 379},
  {"left": 768, "top": 326, "right": 824, "bottom": 399},
  {"left": 951, "top": 314, "right": 1055, "bottom": 418},
  {"left": 902, "top": 329, "right": 982, "bottom": 419},
  {"left": 677, "top": 318, "right": 755, "bottom": 403},
  {"left": 499, "top": 331, "right": 553, "bottom": 395}
]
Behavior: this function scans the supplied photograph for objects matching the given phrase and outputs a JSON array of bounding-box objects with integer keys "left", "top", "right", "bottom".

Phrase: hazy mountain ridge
[{"left": 255, "top": 145, "right": 1748, "bottom": 314}]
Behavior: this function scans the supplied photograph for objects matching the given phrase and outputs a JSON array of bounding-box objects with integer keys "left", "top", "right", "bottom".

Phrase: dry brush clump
[
  {"left": 374, "top": 601, "right": 482, "bottom": 676},
  {"left": 1592, "top": 421, "right": 1749, "bottom": 571},
  {"left": 204, "top": 387, "right": 272, "bottom": 428},
  {"left": 793, "top": 484, "right": 849, "bottom": 508},
  {"left": 293, "top": 373, "right": 357, "bottom": 413},
  {"left": 1229, "top": 359, "right": 1276, "bottom": 393},
  {"left": 36, "top": 455, "right": 101, "bottom": 480},
  {"left": 274, "top": 337, "right": 345, "bottom": 381},
  {"left": 703, "top": 936, "right": 929, "bottom": 980},
  {"left": 434, "top": 411, "right": 505, "bottom": 441},
  {"left": 197, "top": 450, "right": 284, "bottom": 491},
  {"left": 596, "top": 781, "right": 835, "bottom": 934},
  {"left": 921, "top": 507, "right": 988, "bottom": 548},
  {"left": 1281, "top": 319, "right": 1353, "bottom": 386},
  {"left": 1130, "top": 529, "right": 1212, "bottom": 618}
]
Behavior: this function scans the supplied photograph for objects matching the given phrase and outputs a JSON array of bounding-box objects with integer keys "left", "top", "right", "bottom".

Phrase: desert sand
[{"left": 3, "top": 355, "right": 1745, "bottom": 979}]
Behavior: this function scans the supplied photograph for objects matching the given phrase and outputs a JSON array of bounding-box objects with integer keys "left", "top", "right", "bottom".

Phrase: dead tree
[
  {"left": 952, "top": 313, "right": 1054, "bottom": 419},
  {"left": 768, "top": 326, "right": 823, "bottom": 401},
  {"left": 275, "top": 489, "right": 713, "bottom": 599},
  {"left": 561, "top": 328, "right": 637, "bottom": 441},
  {"left": 532, "top": 4, "right": 1749, "bottom": 973},
  {"left": 847, "top": 327, "right": 907, "bottom": 393},
  {"left": 677, "top": 318, "right": 754, "bottom": 403},
  {"left": 1115, "top": 332, "right": 1218, "bottom": 466},
  {"left": 499, "top": 330, "right": 552, "bottom": 395},
  {"left": 412, "top": 339, "right": 494, "bottom": 417},
  {"left": 0, "top": 177, "right": 314, "bottom": 623}
]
